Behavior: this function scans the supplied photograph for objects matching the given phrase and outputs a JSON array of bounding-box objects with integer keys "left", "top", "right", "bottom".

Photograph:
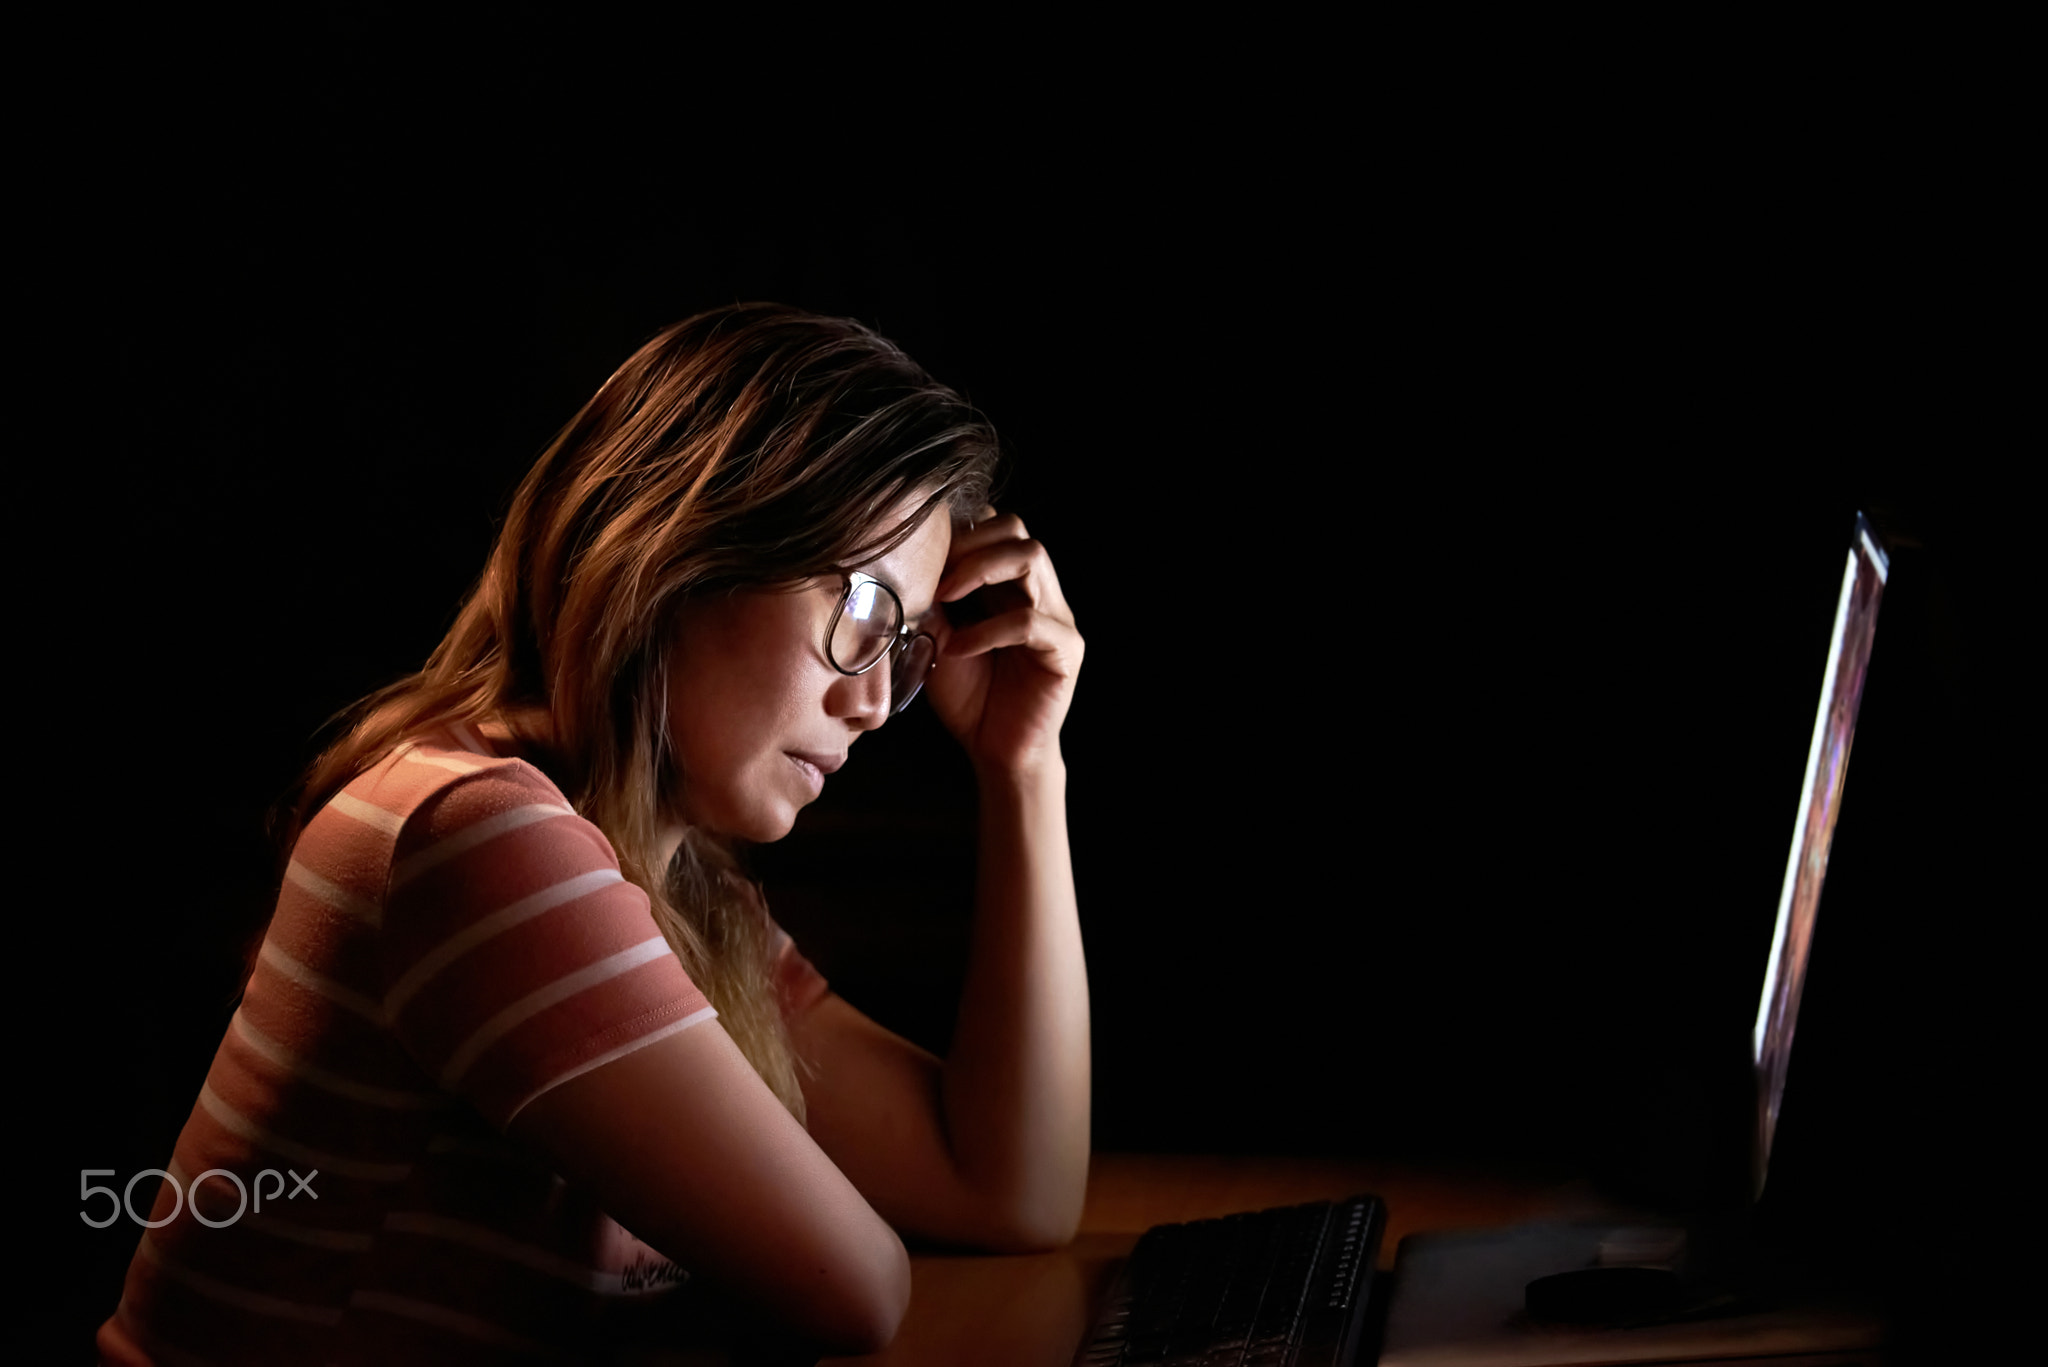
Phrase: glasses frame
[{"left": 825, "top": 571, "right": 936, "bottom": 715}]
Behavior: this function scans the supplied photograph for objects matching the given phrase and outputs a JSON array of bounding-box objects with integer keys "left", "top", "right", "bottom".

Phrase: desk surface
[{"left": 823, "top": 1152, "right": 1574, "bottom": 1367}]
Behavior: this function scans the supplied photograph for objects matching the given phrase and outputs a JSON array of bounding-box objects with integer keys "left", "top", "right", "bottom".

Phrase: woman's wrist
[{"left": 970, "top": 747, "right": 1067, "bottom": 802}]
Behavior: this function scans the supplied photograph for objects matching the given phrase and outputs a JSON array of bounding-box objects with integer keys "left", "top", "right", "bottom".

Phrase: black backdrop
[{"left": 40, "top": 16, "right": 2014, "bottom": 1357}]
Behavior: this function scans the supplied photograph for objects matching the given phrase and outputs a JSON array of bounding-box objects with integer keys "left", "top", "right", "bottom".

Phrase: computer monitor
[{"left": 1750, "top": 511, "right": 1888, "bottom": 1200}]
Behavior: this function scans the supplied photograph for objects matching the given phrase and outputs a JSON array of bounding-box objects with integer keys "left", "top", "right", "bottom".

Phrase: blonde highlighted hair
[{"left": 281, "top": 303, "right": 999, "bottom": 1118}]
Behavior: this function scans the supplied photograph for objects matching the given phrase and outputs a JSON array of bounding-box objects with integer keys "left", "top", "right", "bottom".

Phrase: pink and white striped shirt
[{"left": 98, "top": 727, "right": 827, "bottom": 1365}]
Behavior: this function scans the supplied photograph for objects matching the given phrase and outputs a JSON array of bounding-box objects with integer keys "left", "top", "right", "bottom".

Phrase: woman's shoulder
[
  {"left": 296, "top": 723, "right": 591, "bottom": 876},
  {"left": 346, "top": 723, "right": 568, "bottom": 813}
]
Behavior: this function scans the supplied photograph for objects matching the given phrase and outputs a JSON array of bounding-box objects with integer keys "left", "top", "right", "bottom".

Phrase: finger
[
  {"left": 947, "top": 511, "right": 1031, "bottom": 558},
  {"left": 940, "top": 603, "right": 1084, "bottom": 669},
  {"left": 939, "top": 539, "right": 1071, "bottom": 618},
  {"left": 940, "top": 539, "right": 1040, "bottom": 602}
]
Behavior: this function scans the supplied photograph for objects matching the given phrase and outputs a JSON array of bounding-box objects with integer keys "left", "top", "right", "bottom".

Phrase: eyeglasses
[{"left": 826, "top": 571, "right": 936, "bottom": 715}]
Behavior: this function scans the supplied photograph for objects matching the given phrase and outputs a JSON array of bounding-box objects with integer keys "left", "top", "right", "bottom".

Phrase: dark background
[{"left": 38, "top": 12, "right": 2016, "bottom": 1357}]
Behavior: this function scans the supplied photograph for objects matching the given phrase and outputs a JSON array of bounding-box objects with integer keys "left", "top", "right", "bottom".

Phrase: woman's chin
[
  {"left": 678, "top": 794, "right": 801, "bottom": 845},
  {"left": 751, "top": 815, "right": 800, "bottom": 843},
  {"left": 731, "top": 799, "right": 803, "bottom": 844}
]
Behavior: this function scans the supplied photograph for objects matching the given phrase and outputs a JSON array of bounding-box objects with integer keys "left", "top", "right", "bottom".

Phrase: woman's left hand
[{"left": 923, "top": 509, "right": 1082, "bottom": 779}]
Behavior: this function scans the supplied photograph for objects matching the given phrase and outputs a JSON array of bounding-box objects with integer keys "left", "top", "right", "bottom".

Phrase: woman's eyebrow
[
  {"left": 855, "top": 567, "right": 933, "bottom": 624},
  {"left": 870, "top": 569, "right": 933, "bottom": 622}
]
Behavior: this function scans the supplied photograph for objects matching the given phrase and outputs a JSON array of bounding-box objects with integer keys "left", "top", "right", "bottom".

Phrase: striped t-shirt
[{"left": 97, "top": 727, "right": 828, "bottom": 1366}]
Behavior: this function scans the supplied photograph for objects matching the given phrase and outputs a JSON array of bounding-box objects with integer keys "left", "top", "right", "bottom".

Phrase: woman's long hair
[{"left": 281, "top": 303, "right": 999, "bottom": 1119}]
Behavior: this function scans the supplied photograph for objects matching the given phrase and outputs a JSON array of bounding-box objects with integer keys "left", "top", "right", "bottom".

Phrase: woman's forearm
[{"left": 939, "top": 755, "right": 1091, "bottom": 1248}]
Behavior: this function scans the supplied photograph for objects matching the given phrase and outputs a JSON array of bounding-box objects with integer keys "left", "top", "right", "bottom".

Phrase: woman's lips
[{"left": 786, "top": 751, "right": 844, "bottom": 795}]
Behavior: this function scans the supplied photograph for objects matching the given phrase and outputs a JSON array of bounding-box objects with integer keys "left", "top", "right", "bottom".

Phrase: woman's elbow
[
  {"left": 977, "top": 1186, "right": 1085, "bottom": 1254},
  {"left": 805, "top": 1230, "right": 912, "bottom": 1353},
  {"left": 858, "top": 1236, "right": 915, "bottom": 1351}
]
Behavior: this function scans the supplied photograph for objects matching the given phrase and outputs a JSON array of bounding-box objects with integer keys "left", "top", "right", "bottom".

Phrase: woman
[{"left": 98, "top": 303, "right": 1089, "bottom": 1363}]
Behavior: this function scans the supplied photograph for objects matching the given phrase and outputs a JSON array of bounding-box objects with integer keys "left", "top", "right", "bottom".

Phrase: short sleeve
[{"left": 380, "top": 763, "right": 714, "bottom": 1127}]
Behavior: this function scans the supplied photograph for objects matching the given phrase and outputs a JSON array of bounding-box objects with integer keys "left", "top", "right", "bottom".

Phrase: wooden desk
[{"left": 823, "top": 1152, "right": 1571, "bottom": 1367}]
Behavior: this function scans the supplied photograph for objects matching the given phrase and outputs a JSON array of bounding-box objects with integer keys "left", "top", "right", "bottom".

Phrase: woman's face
[{"left": 663, "top": 501, "right": 953, "bottom": 842}]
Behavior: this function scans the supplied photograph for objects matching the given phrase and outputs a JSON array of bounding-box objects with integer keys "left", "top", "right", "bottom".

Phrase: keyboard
[{"left": 1075, "top": 1194, "right": 1388, "bottom": 1367}]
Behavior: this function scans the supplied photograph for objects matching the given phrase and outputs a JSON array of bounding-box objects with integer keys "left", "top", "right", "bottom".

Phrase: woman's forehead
[{"left": 854, "top": 505, "right": 951, "bottom": 612}]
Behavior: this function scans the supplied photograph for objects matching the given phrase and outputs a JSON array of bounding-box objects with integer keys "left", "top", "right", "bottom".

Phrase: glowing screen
[{"left": 1751, "top": 512, "right": 1888, "bottom": 1196}]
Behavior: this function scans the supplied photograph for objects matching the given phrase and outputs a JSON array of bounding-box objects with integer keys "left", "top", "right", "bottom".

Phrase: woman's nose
[{"left": 830, "top": 658, "right": 893, "bottom": 730}]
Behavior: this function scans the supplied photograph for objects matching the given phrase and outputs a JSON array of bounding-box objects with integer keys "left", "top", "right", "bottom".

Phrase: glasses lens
[
  {"left": 832, "top": 578, "right": 899, "bottom": 673},
  {"left": 891, "top": 633, "right": 936, "bottom": 713}
]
